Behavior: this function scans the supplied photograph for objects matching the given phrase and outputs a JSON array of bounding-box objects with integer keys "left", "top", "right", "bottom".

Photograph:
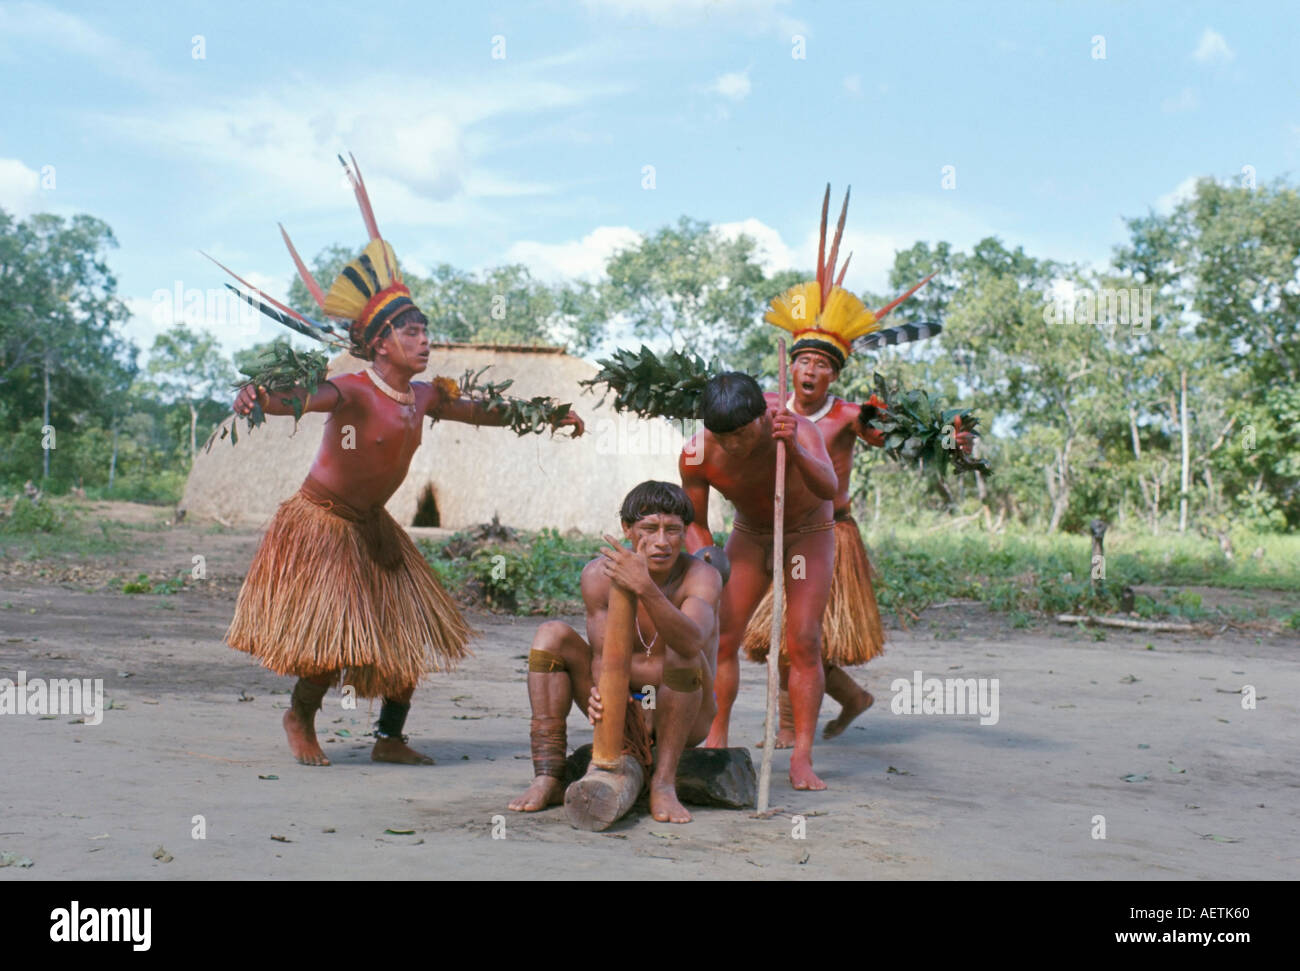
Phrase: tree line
[{"left": 1, "top": 174, "right": 1295, "bottom": 533}]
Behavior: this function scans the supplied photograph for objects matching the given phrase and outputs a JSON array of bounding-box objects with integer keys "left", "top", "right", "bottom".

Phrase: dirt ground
[{"left": 1, "top": 503, "right": 1296, "bottom": 880}]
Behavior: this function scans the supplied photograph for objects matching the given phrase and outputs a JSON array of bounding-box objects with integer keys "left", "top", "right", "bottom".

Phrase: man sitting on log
[{"left": 508, "top": 481, "right": 723, "bottom": 823}]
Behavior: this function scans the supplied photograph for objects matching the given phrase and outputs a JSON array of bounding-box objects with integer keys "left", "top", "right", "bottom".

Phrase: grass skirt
[
  {"left": 742, "top": 516, "right": 884, "bottom": 667},
  {"left": 226, "top": 484, "right": 472, "bottom": 698}
]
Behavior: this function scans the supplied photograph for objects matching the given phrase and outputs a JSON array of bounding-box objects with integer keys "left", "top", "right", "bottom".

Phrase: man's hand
[
  {"left": 553, "top": 409, "right": 585, "bottom": 437},
  {"left": 600, "top": 534, "right": 653, "bottom": 597},
  {"left": 769, "top": 405, "right": 799, "bottom": 447},
  {"left": 952, "top": 415, "right": 975, "bottom": 454},
  {"left": 587, "top": 684, "right": 603, "bottom": 725},
  {"left": 234, "top": 384, "right": 270, "bottom": 416}
]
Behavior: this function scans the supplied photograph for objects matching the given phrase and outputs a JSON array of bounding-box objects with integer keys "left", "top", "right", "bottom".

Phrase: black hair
[
  {"left": 699, "top": 371, "right": 766, "bottom": 434},
  {"left": 619, "top": 480, "right": 695, "bottom": 527}
]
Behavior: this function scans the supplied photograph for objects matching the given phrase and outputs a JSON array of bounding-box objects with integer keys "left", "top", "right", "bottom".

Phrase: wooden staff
[
  {"left": 757, "top": 339, "right": 789, "bottom": 813},
  {"left": 564, "top": 580, "right": 644, "bottom": 830},
  {"left": 593, "top": 583, "right": 635, "bottom": 768}
]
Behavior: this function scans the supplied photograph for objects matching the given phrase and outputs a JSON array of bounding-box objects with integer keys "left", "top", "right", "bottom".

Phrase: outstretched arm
[
  {"left": 234, "top": 380, "right": 342, "bottom": 418},
  {"left": 429, "top": 388, "right": 584, "bottom": 436}
]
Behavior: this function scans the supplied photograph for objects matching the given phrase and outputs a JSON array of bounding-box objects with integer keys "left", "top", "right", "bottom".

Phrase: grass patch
[
  {"left": 862, "top": 524, "right": 1300, "bottom": 622},
  {"left": 420, "top": 527, "right": 603, "bottom": 614}
]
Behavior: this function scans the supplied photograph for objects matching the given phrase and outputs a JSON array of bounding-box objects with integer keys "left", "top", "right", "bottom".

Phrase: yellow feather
[
  {"left": 763, "top": 281, "right": 821, "bottom": 333},
  {"left": 764, "top": 282, "right": 878, "bottom": 344},
  {"left": 322, "top": 239, "right": 402, "bottom": 321},
  {"left": 821, "top": 287, "right": 878, "bottom": 341}
]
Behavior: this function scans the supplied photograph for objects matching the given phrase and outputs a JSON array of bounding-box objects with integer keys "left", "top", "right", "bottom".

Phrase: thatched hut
[{"left": 182, "top": 343, "right": 723, "bottom": 534}]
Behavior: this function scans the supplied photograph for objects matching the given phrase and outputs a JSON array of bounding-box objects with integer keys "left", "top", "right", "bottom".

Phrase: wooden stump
[
  {"left": 565, "top": 744, "right": 757, "bottom": 815},
  {"left": 563, "top": 755, "right": 645, "bottom": 832}
]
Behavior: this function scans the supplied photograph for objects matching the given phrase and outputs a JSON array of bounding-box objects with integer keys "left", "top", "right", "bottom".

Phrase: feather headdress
[
  {"left": 206, "top": 153, "right": 417, "bottom": 359},
  {"left": 765, "top": 184, "right": 938, "bottom": 369}
]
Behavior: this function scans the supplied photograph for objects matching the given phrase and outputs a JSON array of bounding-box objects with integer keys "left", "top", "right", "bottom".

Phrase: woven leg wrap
[
  {"left": 779, "top": 688, "right": 794, "bottom": 736},
  {"left": 375, "top": 698, "right": 411, "bottom": 741},
  {"left": 528, "top": 649, "right": 566, "bottom": 673},
  {"left": 530, "top": 716, "right": 567, "bottom": 780}
]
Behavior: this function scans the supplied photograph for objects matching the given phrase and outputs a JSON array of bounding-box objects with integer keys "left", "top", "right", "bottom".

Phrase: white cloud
[
  {"left": 711, "top": 70, "right": 752, "bottom": 101},
  {"left": 1156, "top": 175, "right": 1200, "bottom": 214},
  {"left": 1192, "top": 28, "right": 1234, "bottom": 65},
  {"left": 715, "top": 218, "right": 797, "bottom": 274},
  {"left": 0, "top": 1, "right": 169, "bottom": 86},
  {"left": 843, "top": 74, "right": 862, "bottom": 96},
  {"left": 581, "top": 0, "right": 807, "bottom": 36},
  {"left": 0, "top": 158, "right": 41, "bottom": 217},
  {"left": 99, "top": 73, "right": 609, "bottom": 234},
  {"left": 503, "top": 226, "right": 643, "bottom": 282},
  {"left": 1160, "top": 87, "right": 1198, "bottom": 114}
]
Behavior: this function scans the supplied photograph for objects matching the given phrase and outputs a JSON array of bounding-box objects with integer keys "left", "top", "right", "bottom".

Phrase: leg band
[
  {"left": 530, "top": 716, "right": 567, "bottom": 779},
  {"left": 528, "top": 649, "right": 566, "bottom": 673},
  {"left": 663, "top": 666, "right": 703, "bottom": 692},
  {"left": 375, "top": 698, "right": 411, "bottom": 740}
]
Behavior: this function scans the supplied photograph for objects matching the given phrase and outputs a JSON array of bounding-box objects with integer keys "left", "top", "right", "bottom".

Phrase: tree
[
  {"left": 0, "top": 208, "right": 134, "bottom": 483},
  {"left": 584, "top": 217, "right": 770, "bottom": 368},
  {"left": 145, "top": 323, "right": 234, "bottom": 462}
]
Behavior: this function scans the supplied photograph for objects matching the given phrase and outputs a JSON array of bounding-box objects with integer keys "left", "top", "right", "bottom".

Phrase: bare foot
[
  {"left": 371, "top": 737, "right": 434, "bottom": 765},
  {"left": 789, "top": 756, "right": 827, "bottom": 791},
  {"left": 823, "top": 690, "right": 874, "bottom": 740},
  {"left": 508, "top": 775, "right": 565, "bottom": 812},
  {"left": 755, "top": 729, "right": 795, "bottom": 749},
  {"left": 283, "top": 708, "right": 330, "bottom": 766},
  {"left": 703, "top": 729, "right": 729, "bottom": 749},
  {"left": 649, "top": 781, "right": 692, "bottom": 823}
]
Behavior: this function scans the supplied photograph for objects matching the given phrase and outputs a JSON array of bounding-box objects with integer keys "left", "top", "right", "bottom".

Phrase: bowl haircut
[
  {"left": 699, "top": 372, "right": 766, "bottom": 434},
  {"left": 620, "top": 480, "right": 695, "bottom": 527}
]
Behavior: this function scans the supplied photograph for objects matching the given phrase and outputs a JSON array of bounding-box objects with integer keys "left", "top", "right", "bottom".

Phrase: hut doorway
[{"left": 413, "top": 483, "right": 441, "bottom": 527}]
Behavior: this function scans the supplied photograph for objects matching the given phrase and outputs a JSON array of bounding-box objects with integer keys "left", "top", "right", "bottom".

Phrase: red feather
[
  {"left": 834, "top": 251, "right": 852, "bottom": 289},
  {"left": 873, "top": 272, "right": 937, "bottom": 322},
  {"left": 339, "top": 153, "right": 382, "bottom": 242},
  {"left": 824, "top": 186, "right": 850, "bottom": 303},
  {"left": 815, "top": 183, "right": 830, "bottom": 301},
  {"left": 200, "top": 251, "right": 328, "bottom": 332},
  {"left": 278, "top": 224, "right": 327, "bottom": 309}
]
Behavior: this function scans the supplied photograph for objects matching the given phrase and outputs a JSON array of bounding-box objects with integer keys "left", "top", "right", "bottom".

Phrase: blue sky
[{"left": 2, "top": 0, "right": 1296, "bottom": 361}]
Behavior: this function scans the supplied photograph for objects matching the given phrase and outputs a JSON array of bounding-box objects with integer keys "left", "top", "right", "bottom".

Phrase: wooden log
[
  {"left": 566, "top": 744, "right": 757, "bottom": 810},
  {"left": 564, "top": 579, "right": 640, "bottom": 830},
  {"left": 1056, "top": 613, "right": 1195, "bottom": 633},
  {"left": 563, "top": 755, "right": 645, "bottom": 831}
]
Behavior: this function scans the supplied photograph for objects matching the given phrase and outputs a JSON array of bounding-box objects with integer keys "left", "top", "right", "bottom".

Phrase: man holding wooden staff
[
  {"left": 508, "top": 481, "right": 723, "bottom": 823},
  {"left": 743, "top": 186, "right": 971, "bottom": 746},
  {"left": 680, "top": 373, "right": 840, "bottom": 790}
]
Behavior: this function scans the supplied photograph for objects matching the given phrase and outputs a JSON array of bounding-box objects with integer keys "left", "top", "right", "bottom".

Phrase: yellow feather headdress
[{"left": 766, "top": 185, "right": 934, "bottom": 369}]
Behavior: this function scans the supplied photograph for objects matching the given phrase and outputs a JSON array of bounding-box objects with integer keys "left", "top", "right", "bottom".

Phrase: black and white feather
[{"left": 856, "top": 321, "right": 943, "bottom": 351}]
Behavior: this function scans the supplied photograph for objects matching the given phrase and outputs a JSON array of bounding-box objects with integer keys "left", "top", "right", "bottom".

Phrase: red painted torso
[
  {"left": 304, "top": 372, "right": 437, "bottom": 510},
  {"left": 764, "top": 392, "right": 864, "bottom": 518}
]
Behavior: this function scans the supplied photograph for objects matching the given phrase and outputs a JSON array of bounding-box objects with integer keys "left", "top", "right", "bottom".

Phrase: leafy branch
[
  {"left": 865, "top": 371, "right": 992, "bottom": 476},
  {"left": 204, "top": 343, "right": 331, "bottom": 450},
  {"left": 442, "top": 365, "right": 574, "bottom": 437},
  {"left": 579, "top": 344, "right": 716, "bottom": 419}
]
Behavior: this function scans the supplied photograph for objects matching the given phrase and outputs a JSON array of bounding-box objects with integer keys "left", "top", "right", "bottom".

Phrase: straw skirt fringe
[
  {"left": 226, "top": 491, "right": 472, "bottom": 698},
  {"left": 742, "top": 517, "right": 885, "bottom": 667}
]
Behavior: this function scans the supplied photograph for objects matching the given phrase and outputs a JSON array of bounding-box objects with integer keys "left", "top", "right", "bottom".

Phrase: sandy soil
[{"left": 1, "top": 508, "right": 1296, "bottom": 880}]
